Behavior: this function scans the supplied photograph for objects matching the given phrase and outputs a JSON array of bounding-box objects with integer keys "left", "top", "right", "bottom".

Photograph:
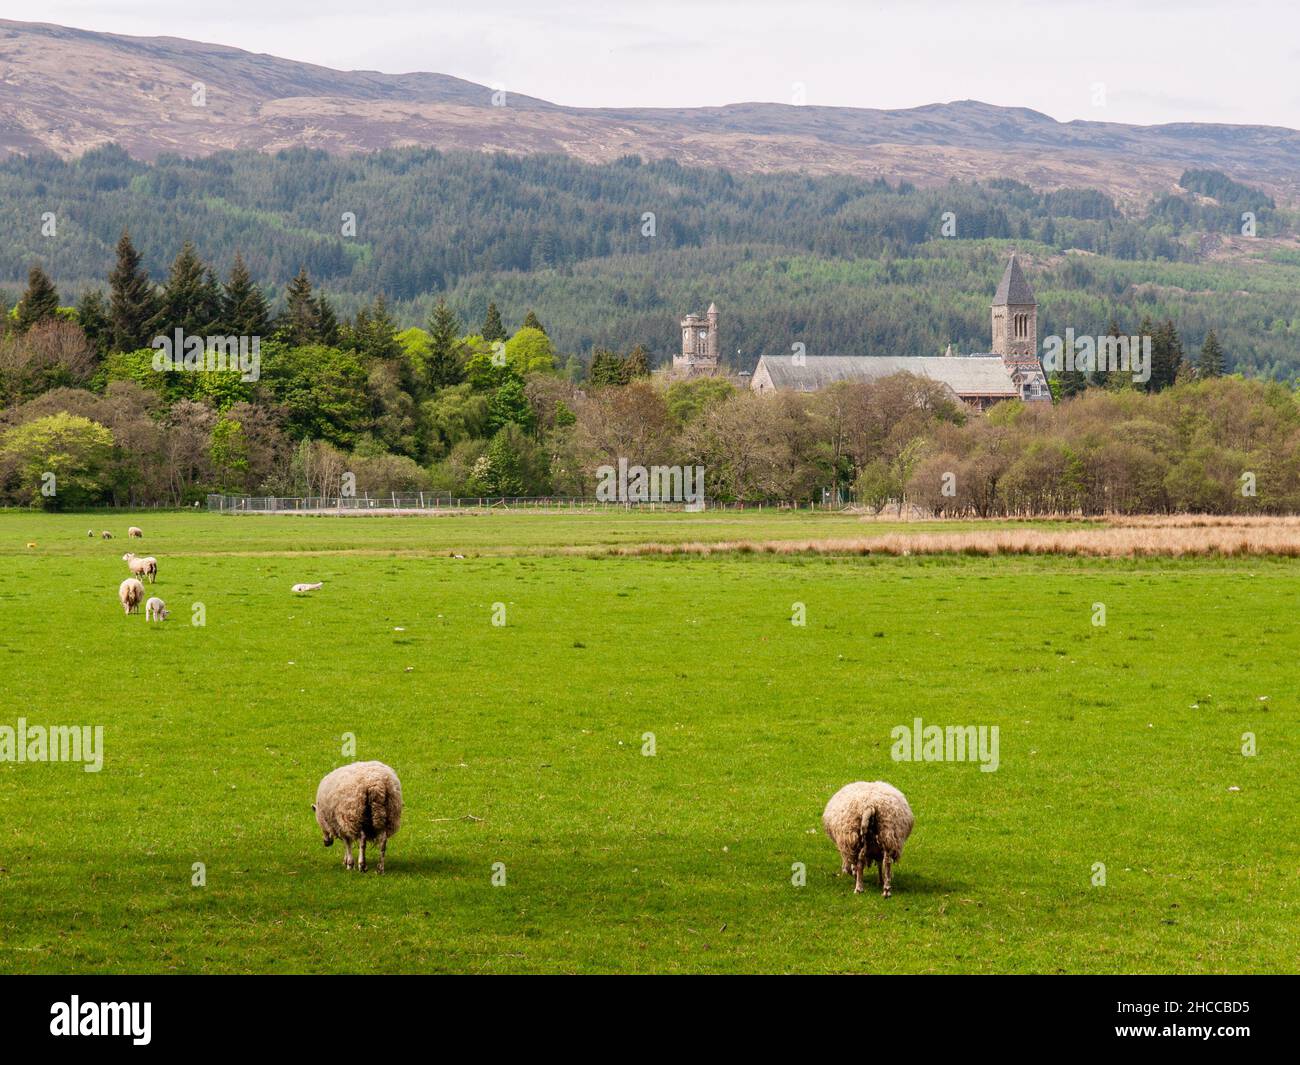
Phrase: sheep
[
  {"left": 25, "top": 542, "right": 35, "bottom": 549},
  {"left": 101, "top": 530, "right": 113, "bottom": 540},
  {"left": 313, "top": 761, "right": 403, "bottom": 873},
  {"left": 128, "top": 527, "right": 143, "bottom": 539},
  {"left": 88, "top": 529, "right": 94, "bottom": 538},
  {"left": 122, "top": 553, "right": 157, "bottom": 583},
  {"left": 292, "top": 582, "right": 323, "bottom": 593},
  {"left": 144, "top": 597, "right": 169, "bottom": 621},
  {"left": 822, "top": 781, "right": 914, "bottom": 897},
  {"left": 119, "top": 578, "right": 144, "bottom": 615}
]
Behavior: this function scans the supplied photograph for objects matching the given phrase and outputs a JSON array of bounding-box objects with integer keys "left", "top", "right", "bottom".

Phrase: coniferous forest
[{"left": 1, "top": 144, "right": 1299, "bottom": 509}]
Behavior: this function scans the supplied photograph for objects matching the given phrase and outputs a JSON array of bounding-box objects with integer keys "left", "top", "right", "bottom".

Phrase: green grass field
[{"left": 0, "top": 510, "right": 1295, "bottom": 973}]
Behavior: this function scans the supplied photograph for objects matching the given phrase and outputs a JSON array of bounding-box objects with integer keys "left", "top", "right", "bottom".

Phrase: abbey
[{"left": 748, "top": 254, "right": 1051, "bottom": 409}]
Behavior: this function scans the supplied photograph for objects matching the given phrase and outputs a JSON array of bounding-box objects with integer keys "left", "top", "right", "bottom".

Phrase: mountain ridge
[{"left": 3, "top": 19, "right": 1300, "bottom": 206}]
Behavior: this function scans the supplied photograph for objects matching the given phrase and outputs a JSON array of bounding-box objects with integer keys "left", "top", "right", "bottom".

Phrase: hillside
[{"left": 4, "top": 20, "right": 1300, "bottom": 207}]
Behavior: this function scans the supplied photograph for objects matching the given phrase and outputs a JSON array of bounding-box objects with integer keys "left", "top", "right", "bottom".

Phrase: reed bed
[{"left": 589, "top": 517, "right": 1300, "bottom": 559}]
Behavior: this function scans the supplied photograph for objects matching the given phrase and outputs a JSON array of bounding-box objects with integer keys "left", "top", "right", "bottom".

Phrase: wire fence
[{"left": 206, "top": 494, "right": 846, "bottom": 514}]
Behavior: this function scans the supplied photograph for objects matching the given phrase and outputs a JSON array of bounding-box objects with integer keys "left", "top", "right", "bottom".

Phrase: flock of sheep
[
  {"left": 92, "top": 525, "right": 916, "bottom": 893},
  {"left": 105, "top": 527, "right": 167, "bottom": 621}
]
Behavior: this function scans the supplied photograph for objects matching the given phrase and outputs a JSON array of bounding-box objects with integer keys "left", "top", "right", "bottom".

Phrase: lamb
[
  {"left": 88, "top": 529, "right": 95, "bottom": 538},
  {"left": 128, "top": 526, "right": 143, "bottom": 538},
  {"left": 122, "top": 553, "right": 158, "bottom": 583},
  {"left": 144, "top": 597, "right": 169, "bottom": 621},
  {"left": 822, "top": 781, "right": 914, "bottom": 897},
  {"left": 118, "top": 578, "right": 144, "bottom": 615},
  {"left": 292, "top": 582, "right": 323, "bottom": 593},
  {"left": 101, "top": 531, "right": 113, "bottom": 539},
  {"left": 313, "top": 761, "right": 403, "bottom": 873}
]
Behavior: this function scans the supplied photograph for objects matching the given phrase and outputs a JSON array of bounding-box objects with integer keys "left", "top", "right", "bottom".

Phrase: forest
[
  {"left": 0, "top": 223, "right": 1293, "bottom": 513},
  {"left": 3, "top": 145, "right": 1298, "bottom": 379}
]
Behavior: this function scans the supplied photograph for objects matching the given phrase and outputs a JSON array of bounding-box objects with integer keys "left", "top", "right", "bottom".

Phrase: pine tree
[
  {"left": 221, "top": 253, "right": 270, "bottom": 337},
  {"left": 623, "top": 344, "right": 651, "bottom": 379},
  {"left": 1198, "top": 329, "right": 1225, "bottom": 378},
  {"left": 1150, "top": 319, "right": 1184, "bottom": 391},
  {"left": 108, "top": 230, "right": 158, "bottom": 353},
  {"left": 352, "top": 296, "right": 401, "bottom": 361},
  {"left": 1137, "top": 315, "right": 1158, "bottom": 393},
  {"left": 15, "top": 265, "right": 60, "bottom": 332},
  {"left": 482, "top": 301, "right": 506, "bottom": 344},
  {"left": 521, "top": 309, "right": 545, "bottom": 335},
  {"left": 314, "top": 293, "right": 340, "bottom": 346},
  {"left": 1094, "top": 317, "right": 1122, "bottom": 389},
  {"left": 76, "top": 290, "right": 111, "bottom": 358},
  {"left": 277, "top": 267, "right": 318, "bottom": 346},
  {"left": 426, "top": 299, "right": 464, "bottom": 390},
  {"left": 155, "top": 241, "right": 219, "bottom": 337},
  {"left": 588, "top": 348, "right": 626, "bottom": 387}
]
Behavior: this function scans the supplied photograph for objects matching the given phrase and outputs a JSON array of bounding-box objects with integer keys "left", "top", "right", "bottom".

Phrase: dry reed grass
[{"left": 588, "top": 516, "right": 1300, "bottom": 559}]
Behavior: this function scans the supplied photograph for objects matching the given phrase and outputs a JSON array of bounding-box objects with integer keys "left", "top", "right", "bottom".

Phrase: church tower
[
  {"left": 991, "top": 253, "right": 1037, "bottom": 357},
  {"left": 673, "top": 302, "right": 720, "bottom": 376}
]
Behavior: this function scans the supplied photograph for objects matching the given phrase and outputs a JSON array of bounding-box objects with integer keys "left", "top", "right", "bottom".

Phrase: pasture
[{"left": 0, "top": 509, "right": 1295, "bottom": 973}]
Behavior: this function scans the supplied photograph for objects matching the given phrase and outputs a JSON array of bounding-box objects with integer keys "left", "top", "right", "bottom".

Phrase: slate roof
[
  {"left": 992, "top": 253, "right": 1035, "bottom": 306},
  {"left": 755, "top": 355, "right": 1019, "bottom": 396}
]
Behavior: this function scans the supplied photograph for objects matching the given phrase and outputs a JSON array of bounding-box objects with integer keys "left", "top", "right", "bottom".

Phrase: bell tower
[
  {"left": 673, "top": 303, "right": 720, "bottom": 376},
  {"left": 991, "top": 253, "right": 1036, "bottom": 357}
]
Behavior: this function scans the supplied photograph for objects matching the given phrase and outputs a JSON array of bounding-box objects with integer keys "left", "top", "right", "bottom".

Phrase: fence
[{"left": 206, "top": 494, "right": 842, "bottom": 514}]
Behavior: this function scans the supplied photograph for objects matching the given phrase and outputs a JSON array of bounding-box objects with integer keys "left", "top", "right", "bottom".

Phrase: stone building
[
  {"left": 748, "top": 254, "right": 1050, "bottom": 409},
  {"left": 673, "top": 302, "right": 720, "bottom": 376}
]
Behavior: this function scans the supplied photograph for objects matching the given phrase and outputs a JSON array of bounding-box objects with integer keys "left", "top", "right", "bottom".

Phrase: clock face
[{"left": 699, "top": 331, "right": 707, "bottom": 341}]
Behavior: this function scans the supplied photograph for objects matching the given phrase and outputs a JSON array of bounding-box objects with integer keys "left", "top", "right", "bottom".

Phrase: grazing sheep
[
  {"left": 88, "top": 529, "right": 95, "bottom": 538},
  {"left": 122, "top": 553, "right": 158, "bottom": 583},
  {"left": 118, "top": 578, "right": 145, "bottom": 615},
  {"left": 313, "top": 761, "right": 403, "bottom": 873},
  {"left": 128, "top": 527, "right": 143, "bottom": 538},
  {"left": 25, "top": 542, "right": 35, "bottom": 549},
  {"left": 292, "top": 582, "right": 323, "bottom": 593},
  {"left": 822, "top": 781, "right": 914, "bottom": 897},
  {"left": 101, "top": 531, "right": 113, "bottom": 540},
  {"left": 144, "top": 596, "right": 169, "bottom": 621}
]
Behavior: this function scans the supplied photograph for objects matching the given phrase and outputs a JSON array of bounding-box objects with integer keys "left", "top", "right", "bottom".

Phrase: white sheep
[
  {"left": 101, "top": 530, "right": 113, "bottom": 540},
  {"left": 87, "top": 529, "right": 95, "bottom": 538},
  {"left": 822, "top": 781, "right": 915, "bottom": 897},
  {"left": 292, "top": 582, "right": 323, "bottom": 593},
  {"left": 122, "top": 553, "right": 158, "bottom": 583},
  {"left": 145, "top": 597, "right": 169, "bottom": 621},
  {"left": 313, "top": 761, "right": 403, "bottom": 873},
  {"left": 128, "top": 526, "right": 143, "bottom": 538},
  {"left": 119, "top": 578, "right": 144, "bottom": 615}
]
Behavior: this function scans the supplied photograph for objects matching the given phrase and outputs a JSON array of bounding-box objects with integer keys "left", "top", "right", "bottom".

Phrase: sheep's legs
[
  {"left": 852, "top": 860, "right": 864, "bottom": 894},
  {"left": 378, "top": 834, "right": 387, "bottom": 874},
  {"left": 343, "top": 840, "right": 353, "bottom": 870},
  {"left": 358, "top": 832, "right": 367, "bottom": 872},
  {"left": 881, "top": 854, "right": 893, "bottom": 898}
]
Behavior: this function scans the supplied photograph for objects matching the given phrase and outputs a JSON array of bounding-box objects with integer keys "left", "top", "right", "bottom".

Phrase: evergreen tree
[
  {"left": 486, "top": 371, "right": 535, "bottom": 434},
  {"left": 482, "top": 301, "right": 506, "bottom": 344},
  {"left": 426, "top": 299, "right": 464, "bottom": 390},
  {"left": 521, "top": 309, "right": 545, "bottom": 335},
  {"left": 1198, "top": 329, "right": 1225, "bottom": 378},
  {"left": 155, "top": 241, "right": 220, "bottom": 337},
  {"left": 1150, "top": 319, "right": 1184, "bottom": 391},
  {"left": 75, "top": 290, "right": 111, "bottom": 358},
  {"left": 15, "top": 265, "right": 60, "bottom": 332},
  {"left": 277, "top": 268, "right": 318, "bottom": 346},
  {"left": 1136, "top": 316, "right": 1158, "bottom": 392},
  {"left": 623, "top": 344, "right": 651, "bottom": 379},
  {"left": 108, "top": 230, "right": 158, "bottom": 353},
  {"left": 588, "top": 348, "right": 626, "bottom": 387},
  {"left": 1094, "top": 317, "right": 1122, "bottom": 389},
  {"left": 351, "top": 296, "right": 401, "bottom": 361},
  {"left": 314, "top": 293, "right": 340, "bottom": 346},
  {"left": 485, "top": 426, "right": 525, "bottom": 495},
  {"left": 221, "top": 253, "right": 271, "bottom": 337}
]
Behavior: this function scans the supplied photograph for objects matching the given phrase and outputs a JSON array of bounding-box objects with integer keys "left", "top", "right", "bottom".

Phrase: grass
[{"left": 0, "top": 509, "right": 1295, "bottom": 973}]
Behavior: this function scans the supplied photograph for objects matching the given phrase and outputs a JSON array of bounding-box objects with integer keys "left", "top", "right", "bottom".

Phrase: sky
[{"left": 7, "top": 0, "right": 1298, "bottom": 129}]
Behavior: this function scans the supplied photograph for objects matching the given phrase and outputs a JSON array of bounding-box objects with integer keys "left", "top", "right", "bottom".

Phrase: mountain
[{"left": 3, "top": 20, "right": 1300, "bottom": 207}]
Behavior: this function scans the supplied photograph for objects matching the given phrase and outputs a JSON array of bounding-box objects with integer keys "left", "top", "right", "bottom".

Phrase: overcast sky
[{"left": 10, "top": 1, "right": 1297, "bottom": 129}]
